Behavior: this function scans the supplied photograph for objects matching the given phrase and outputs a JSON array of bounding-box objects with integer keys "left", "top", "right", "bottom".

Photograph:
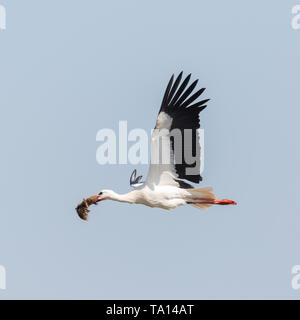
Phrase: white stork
[{"left": 76, "top": 72, "right": 236, "bottom": 220}]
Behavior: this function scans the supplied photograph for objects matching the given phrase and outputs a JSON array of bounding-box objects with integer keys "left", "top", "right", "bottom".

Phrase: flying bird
[{"left": 76, "top": 72, "right": 236, "bottom": 220}]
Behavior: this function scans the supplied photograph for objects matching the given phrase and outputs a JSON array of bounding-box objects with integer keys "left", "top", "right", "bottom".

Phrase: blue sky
[{"left": 0, "top": 0, "right": 300, "bottom": 299}]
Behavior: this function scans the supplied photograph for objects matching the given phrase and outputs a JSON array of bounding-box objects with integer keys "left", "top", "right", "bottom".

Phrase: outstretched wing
[
  {"left": 130, "top": 169, "right": 144, "bottom": 188},
  {"left": 145, "top": 72, "right": 209, "bottom": 188}
]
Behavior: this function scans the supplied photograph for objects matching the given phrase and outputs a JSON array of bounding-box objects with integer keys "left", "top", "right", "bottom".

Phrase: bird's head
[
  {"left": 97, "top": 190, "right": 114, "bottom": 201},
  {"left": 75, "top": 190, "right": 115, "bottom": 221}
]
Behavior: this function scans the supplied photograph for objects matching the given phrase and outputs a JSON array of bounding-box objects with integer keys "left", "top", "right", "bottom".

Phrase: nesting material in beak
[{"left": 76, "top": 195, "right": 99, "bottom": 221}]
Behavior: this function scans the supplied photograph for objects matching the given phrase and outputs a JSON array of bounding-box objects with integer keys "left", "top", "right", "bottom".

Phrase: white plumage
[
  {"left": 77, "top": 72, "right": 236, "bottom": 220},
  {"left": 98, "top": 186, "right": 216, "bottom": 210}
]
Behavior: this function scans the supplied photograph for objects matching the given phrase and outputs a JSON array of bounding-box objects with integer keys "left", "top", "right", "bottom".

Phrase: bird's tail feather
[{"left": 187, "top": 187, "right": 216, "bottom": 210}]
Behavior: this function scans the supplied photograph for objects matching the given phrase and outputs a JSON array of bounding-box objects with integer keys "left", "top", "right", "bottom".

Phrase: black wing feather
[
  {"left": 158, "top": 72, "right": 209, "bottom": 184},
  {"left": 181, "top": 89, "right": 206, "bottom": 108},
  {"left": 169, "top": 74, "right": 191, "bottom": 106},
  {"left": 167, "top": 72, "right": 183, "bottom": 105},
  {"left": 159, "top": 74, "right": 174, "bottom": 113},
  {"left": 189, "top": 98, "right": 210, "bottom": 108}
]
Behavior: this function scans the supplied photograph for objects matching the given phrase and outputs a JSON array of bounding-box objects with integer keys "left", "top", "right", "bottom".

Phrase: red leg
[
  {"left": 214, "top": 199, "right": 237, "bottom": 205},
  {"left": 191, "top": 198, "right": 237, "bottom": 206}
]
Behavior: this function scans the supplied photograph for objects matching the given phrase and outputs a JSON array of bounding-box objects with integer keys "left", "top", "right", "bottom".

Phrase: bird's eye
[{"left": 98, "top": 192, "right": 103, "bottom": 195}]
